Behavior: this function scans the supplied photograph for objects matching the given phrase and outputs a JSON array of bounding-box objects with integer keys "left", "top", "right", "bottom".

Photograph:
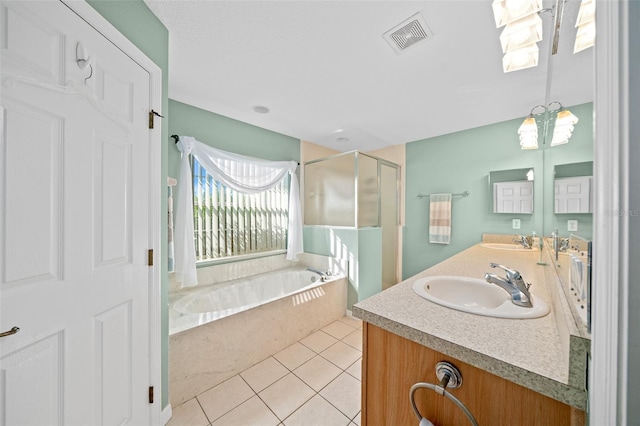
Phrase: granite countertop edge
[{"left": 353, "top": 306, "right": 586, "bottom": 410}]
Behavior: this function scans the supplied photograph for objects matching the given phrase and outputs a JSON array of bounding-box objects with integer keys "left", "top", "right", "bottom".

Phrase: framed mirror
[{"left": 488, "top": 167, "right": 535, "bottom": 214}]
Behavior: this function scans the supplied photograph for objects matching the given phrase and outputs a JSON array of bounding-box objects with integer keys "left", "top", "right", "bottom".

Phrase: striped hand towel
[{"left": 429, "top": 193, "right": 452, "bottom": 244}]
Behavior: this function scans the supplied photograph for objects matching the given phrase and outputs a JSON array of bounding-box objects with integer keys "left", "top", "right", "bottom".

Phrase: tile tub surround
[
  {"left": 169, "top": 275, "right": 348, "bottom": 406},
  {"left": 353, "top": 242, "right": 589, "bottom": 410}
]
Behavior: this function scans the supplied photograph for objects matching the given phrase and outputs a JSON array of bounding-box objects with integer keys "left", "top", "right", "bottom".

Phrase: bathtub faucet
[{"left": 306, "top": 267, "right": 329, "bottom": 282}]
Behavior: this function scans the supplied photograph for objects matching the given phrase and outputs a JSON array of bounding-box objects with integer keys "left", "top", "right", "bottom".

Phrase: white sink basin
[
  {"left": 480, "top": 243, "right": 537, "bottom": 251},
  {"left": 412, "top": 276, "right": 549, "bottom": 319}
]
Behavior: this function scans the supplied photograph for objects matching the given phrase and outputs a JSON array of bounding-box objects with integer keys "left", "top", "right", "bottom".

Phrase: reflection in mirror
[
  {"left": 489, "top": 167, "right": 535, "bottom": 214},
  {"left": 546, "top": 232, "right": 592, "bottom": 333},
  {"left": 554, "top": 161, "right": 593, "bottom": 214}
]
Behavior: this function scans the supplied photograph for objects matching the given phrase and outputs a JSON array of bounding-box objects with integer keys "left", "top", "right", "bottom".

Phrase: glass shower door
[{"left": 380, "top": 162, "right": 399, "bottom": 290}]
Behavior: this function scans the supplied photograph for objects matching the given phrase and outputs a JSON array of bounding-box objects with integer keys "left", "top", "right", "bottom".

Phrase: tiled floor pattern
[{"left": 168, "top": 316, "right": 363, "bottom": 426}]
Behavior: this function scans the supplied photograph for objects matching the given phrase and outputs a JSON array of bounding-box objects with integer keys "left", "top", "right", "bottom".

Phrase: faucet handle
[{"left": 489, "top": 262, "right": 521, "bottom": 280}]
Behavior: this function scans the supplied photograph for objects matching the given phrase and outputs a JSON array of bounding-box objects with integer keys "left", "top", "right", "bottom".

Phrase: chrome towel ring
[{"left": 409, "top": 361, "right": 478, "bottom": 426}]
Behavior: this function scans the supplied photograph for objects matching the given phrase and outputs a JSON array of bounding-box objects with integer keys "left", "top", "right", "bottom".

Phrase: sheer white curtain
[{"left": 174, "top": 136, "right": 303, "bottom": 287}]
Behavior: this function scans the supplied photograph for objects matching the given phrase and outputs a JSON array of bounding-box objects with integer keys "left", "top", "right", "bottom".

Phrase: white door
[
  {"left": 554, "top": 176, "right": 592, "bottom": 214},
  {"left": 0, "top": 1, "right": 152, "bottom": 424},
  {"left": 493, "top": 181, "right": 534, "bottom": 214}
]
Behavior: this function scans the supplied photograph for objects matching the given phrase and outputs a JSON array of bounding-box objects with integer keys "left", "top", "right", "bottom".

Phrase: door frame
[
  {"left": 591, "top": 0, "right": 629, "bottom": 424},
  {"left": 61, "top": 0, "right": 163, "bottom": 423}
]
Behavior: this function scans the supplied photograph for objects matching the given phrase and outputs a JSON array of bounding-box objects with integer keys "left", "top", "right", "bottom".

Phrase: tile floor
[{"left": 168, "top": 316, "right": 363, "bottom": 426}]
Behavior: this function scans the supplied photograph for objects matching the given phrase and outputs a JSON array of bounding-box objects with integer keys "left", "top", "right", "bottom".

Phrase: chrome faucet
[
  {"left": 306, "top": 267, "right": 328, "bottom": 281},
  {"left": 512, "top": 234, "right": 531, "bottom": 249},
  {"left": 484, "top": 263, "right": 533, "bottom": 308}
]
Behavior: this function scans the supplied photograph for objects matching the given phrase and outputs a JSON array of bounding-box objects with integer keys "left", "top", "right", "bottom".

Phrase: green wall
[
  {"left": 168, "top": 100, "right": 300, "bottom": 179},
  {"left": 303, "top": 226, "right": 382, "bottom": 309},
  {"left": 86, "top": 0, "right": 171, "bottom": 409},
  {"left": 403, "top": 102, "right": 593, "bottom": 280}
]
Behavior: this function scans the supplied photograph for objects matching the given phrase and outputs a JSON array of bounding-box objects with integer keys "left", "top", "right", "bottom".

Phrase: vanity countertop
[{"left": 352, "top": 242, "right": 588, "bottom": 410}]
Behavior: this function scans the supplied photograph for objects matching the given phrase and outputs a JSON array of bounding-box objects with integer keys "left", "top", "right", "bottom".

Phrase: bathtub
[
  {"left": 169, "top": 254, "right": 348, "bottom": 406},
  {"left": 169, "top": 266, "right": 343, "bottom": 334}
]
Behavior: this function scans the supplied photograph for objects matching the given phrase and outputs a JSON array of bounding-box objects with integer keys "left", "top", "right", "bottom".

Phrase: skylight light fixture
[
  {"left": 518, "top": 102, "right": 579, "bottom": 150},
  {"left": 502, "top": 43, "right": 539, "bottom": 73},
  {"left": 492, "top": 0, "right": 595, "bottom": 70},
  {"left": 574, "top": 0, "right": 596, "bottom": 53},
  {"left": 550, "top": 109, "right": 579, "bottom": 146},
  {"left": 499, "top": 13, "right": 543, "bottom": 53},
  {"left": 491, "top": 0, "right": 542, "bottom": 27},
  {"left": 492, "top": 0, "right": 543, "bottom": 72},
  {"left": 518, "top": 116, "right": 539, "bottom": 149}
]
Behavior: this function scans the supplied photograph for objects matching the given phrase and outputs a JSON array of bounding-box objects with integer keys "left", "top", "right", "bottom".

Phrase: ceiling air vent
[{"left": 383, "top": 12, "right": 433, "bottom": 54}]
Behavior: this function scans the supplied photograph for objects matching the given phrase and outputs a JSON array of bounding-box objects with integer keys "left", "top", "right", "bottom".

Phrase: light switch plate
[
  {"left": 512, "top": 219, "right": 521, "bottom": 230},
  {"left": 568, "top": 220, "right": 578, "bottom": 232}
]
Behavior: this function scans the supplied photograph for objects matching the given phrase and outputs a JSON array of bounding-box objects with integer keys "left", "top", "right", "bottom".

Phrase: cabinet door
[{"left": 361, "top": 323, "right": 584, "bottom": 426}]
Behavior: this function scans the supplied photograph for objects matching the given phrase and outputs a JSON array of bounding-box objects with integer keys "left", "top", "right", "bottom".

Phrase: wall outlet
[
  {"left": 568, "top": 220, "right": 578, "bottom": 232},
  {"left": 512, "top": 219, "right": 521, "bottom": 230}
]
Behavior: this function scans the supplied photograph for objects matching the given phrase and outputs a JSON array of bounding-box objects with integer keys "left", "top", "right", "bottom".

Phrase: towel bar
[
  {"left": 417, "top": 191, "right": 470, "bottom": 199},
  {"left": 409, "top": 361, "right": 478, "bottom": 425}
]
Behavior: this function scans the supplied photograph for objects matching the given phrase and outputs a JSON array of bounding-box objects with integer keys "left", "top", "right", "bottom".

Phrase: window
[{"left": 192, "top": 158, "right": 290, "bottom": 261}]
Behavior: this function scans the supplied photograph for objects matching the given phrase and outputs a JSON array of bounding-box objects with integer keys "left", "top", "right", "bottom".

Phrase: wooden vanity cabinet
[{"left": 361, "top": 323, "right": 585, "bottom": 426}]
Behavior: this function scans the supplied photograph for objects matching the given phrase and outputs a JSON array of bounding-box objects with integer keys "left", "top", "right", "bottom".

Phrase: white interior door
[
  {"left": 493, "top": 181, "right": 534, "bottom": 214},
  {"left": 0, "top": 1, "right": 152, "bottom": 424},
  {"left": 554, "top": 176, "right": 592, "bottom": 214}
]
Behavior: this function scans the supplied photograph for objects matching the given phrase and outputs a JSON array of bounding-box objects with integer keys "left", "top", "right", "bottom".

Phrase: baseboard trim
[{"left": 161, "top": 404, "right": 173, "bottom": 425}]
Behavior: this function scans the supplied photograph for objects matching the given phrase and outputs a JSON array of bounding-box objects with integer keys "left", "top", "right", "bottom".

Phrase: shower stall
[{"left": 304, "top": 151, "right": 400, "bottom": 289}]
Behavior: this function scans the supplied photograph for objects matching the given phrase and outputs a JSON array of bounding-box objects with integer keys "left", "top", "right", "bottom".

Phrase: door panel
[
  {"left": 0, "top": 2, "right": 151, "bottom": 424},
  {"left": 0, "top": 2, "right": 64, "bottom": 83},
  {"left": 95, "top": 64, "right": 135, "bottom": 123},
  {"left": 94, "top": 302, "right": 133, "bottom": 425},
  {"left": 1, "top": 100, "right": 63, "bottom": 286},
  {"left": 0, "top": 332, "right": 64, "bottom": 426},
  {"left": 93, "top": 132, "right": 132, "bottom": 267}
]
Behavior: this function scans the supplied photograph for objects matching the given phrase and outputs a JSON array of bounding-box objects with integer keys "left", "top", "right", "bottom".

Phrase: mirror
[
  {"left": 544, "top": 232, "right": 592, "bottom": 333},
  {"left": 540, "top": 102, "right": 594, "bottom": 238},
  {"left": 544, "top": 157, "right": 594, "bottom": 240},
  {"left": 488, "top": 167, "right": 535, "bottom": 214}
]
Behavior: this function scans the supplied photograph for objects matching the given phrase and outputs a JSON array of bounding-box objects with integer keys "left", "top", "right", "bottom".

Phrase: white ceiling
[{"left": 144, "top": 0, "right": 593, "bottom": 152}]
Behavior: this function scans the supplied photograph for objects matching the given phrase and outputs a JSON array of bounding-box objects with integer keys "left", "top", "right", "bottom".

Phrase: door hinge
[
  {"left": 148, "top": 109, "right": 164, "bottom": 129},
  {"left": 148, "top": 249, "right": 153, "bottom": 266},
  {"left": 148, "top": 386, "right": 154, "bottom": 404}
]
